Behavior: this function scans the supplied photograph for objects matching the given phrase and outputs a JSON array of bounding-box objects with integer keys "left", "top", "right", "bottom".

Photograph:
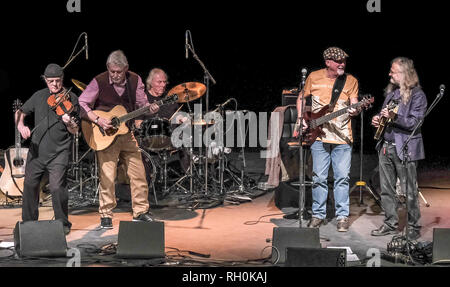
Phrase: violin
[{"left": 47, "top": 87, "right": 74, "bottom": 116}]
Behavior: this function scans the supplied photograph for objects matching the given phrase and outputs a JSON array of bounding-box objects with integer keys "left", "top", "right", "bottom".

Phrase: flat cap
[{"left": 323, "top": 47, "right": 349, "bottom": 61}]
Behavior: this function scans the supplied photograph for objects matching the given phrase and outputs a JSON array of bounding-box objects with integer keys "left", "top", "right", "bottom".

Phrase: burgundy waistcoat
[{"left": 94, "top": 71, "right": 138, "bottom": 113}]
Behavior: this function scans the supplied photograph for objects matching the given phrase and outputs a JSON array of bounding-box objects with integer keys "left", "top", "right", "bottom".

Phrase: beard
[{"left": 337, "top": 68, "right": 345, "bottom": 76}]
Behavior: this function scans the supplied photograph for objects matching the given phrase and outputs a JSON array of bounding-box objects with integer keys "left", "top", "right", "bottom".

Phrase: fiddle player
[
  {"left": 79, "top": 50, "right": 159, "bottom": 229},
  {"left": 15, "top": 63, "right": 79, "bottom": 235}
]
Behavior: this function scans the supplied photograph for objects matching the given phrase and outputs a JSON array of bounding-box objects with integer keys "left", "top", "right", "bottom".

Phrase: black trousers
[
  {"left": 22, "top": 151, "right": 71, "bottom": 228},
  {"left": 378, "top": 142, "right": 421, "bottom": 233}
]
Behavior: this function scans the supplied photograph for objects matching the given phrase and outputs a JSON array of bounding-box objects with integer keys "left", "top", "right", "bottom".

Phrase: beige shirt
[{"left": 303, "top": 68, "right": 359, "bottom": 144}]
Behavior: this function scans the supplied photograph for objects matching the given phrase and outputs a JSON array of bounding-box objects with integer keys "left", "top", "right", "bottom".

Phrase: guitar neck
[
  {"left": 314, "top": 101, "right": 364, "bottom": 127},
  {"left": 117, "top": 99, "right": 165, "bottom": 123},
  {"left": 15, "top": 125, "right": 21, "bottom": 150}
]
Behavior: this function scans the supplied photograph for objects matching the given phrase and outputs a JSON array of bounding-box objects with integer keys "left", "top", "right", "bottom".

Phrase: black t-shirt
[
  {"left": 144, "top": 89, "right": 180, "bottom": 121},
  {"left": 21, "top": 87, "right": 79, "bottom": 164}
]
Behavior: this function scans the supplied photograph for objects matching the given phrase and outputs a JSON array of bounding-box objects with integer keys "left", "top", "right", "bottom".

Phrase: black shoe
[
  {"left": 64, "top": 226, "right": 71, "bottom": 235},
  {"left": 371, "top": 225, "right": 398, "bottom": 236},
  {"left": 406, "top": 229, "right": 421, "bottom": 241},
  {"left": 100, "top": 217, "right": 113, "bottom": 229},
  {"left": 133, "top": 212, "right": 154, "bottom": 222}
]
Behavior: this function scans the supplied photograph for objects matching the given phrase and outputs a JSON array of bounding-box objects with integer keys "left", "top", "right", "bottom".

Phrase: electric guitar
[
  {"left": 296, "top": 95, "right": 374, "bottom": 146},
  {"left": 81, "top": 94, "right": 178, "bottom": 151},
  {"left": 374, "top": 100, "right": 399, "bottom": 141},
  {"left": 0, "top": 99, "right": 29, "bottom": 197}
]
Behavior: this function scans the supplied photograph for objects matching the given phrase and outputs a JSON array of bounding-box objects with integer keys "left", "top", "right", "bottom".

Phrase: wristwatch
[{"left": 94, "top": 116, "right": 99, "bottom": 124}]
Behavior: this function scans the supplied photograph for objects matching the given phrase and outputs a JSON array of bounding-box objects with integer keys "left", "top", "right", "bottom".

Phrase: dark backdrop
[{"left": 1, "top": 0, "right": 448, "bottom": 163}]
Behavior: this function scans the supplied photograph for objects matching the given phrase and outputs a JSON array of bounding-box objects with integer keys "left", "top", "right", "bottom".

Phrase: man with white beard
[{"left": 294, "top": 47, "right": 360, "bottom": 232}]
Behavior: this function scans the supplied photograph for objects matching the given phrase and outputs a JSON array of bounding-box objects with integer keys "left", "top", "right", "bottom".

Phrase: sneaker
[
  {"left": 100, "top": 217, "right": 113, "bottom": 229},
  {"left": 371, "top": 225, "right": 398, "bottom": 236},
  {"left": 307, "top": 217, "right": 323, "bottom": 228},
  {"left": 337, "top": 217, "right": 349, "bottom": 232},
  {"left": 133, "top": 212, "right": 154, "bottom": 222}
]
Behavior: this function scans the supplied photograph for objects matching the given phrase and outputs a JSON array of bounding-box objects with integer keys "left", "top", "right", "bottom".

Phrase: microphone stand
[
  {"left": 398, "top": 88, "right": 443, "bottom": 263},
  {"left": 63, "top": 32, "right": 88, "bottom": 69},
  {"left": 296, "top": 74, "right": 307, "bottom": 227},
  {"left": 186, "top": 39, "right": 216, "bottom": 196}
]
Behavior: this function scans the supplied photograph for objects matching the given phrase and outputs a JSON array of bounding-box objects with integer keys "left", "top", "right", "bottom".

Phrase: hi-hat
[
  {"left": 71, "top": 79, "right": 87, "bottom": 91},
  {"left": 168, "top": 82, "right": 206, "bottom": 103}
]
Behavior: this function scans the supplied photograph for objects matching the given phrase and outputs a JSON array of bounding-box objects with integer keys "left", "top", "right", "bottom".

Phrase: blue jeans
[{"left": 310, "top": 141, "right": 352, "bottom": 220}]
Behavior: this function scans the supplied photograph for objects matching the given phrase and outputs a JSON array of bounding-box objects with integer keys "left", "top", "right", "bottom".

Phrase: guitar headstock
[
  {"left": 13, "top": 99, "right": 23, "bottom": 113},
  {"left": 360, "top": 94, "right": 374, "bottom": 110},
  {"left": 165, "top": 93, "right": 179, "bottom": 104}
]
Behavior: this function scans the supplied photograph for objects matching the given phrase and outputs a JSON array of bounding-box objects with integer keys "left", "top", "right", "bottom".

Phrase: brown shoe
[
  {"left": 337, "top": 217, "right": 349, "bottom": 232},
  {"left": 307, "top": 217, "right": 323, "bottom": 228}
]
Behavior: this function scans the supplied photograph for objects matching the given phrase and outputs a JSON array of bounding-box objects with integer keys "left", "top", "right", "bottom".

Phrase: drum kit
[{"left": 67, "top": 79, "right": 255, "bottom": 208}]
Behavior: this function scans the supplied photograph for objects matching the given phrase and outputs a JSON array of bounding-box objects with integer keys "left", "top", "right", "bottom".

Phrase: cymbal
[
  {"left": 168, "top": 82, "right": 206, "bottom": 103},
  {"left": 192, "top": 119, "right": 215, "bottom": 126},
  {"left": 71, "top": 79, "right": 87, "bottom": 91}
]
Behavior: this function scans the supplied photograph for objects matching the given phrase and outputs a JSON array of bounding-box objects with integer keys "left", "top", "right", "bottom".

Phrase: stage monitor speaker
[
  {"left": 271, "top": 227, "right": 320, "bottom": 265},
  {"left": 13, "top": 220, "right": 67, "bottom": 257},
  {"left": 116, "top": 221, "right": 165, "bottom": 259},
  {"left": 285, "top": 247, "right": 347, "bottom": 267},
  {"left": 432, "top": 228, "right": 450, "bottom": 265}
]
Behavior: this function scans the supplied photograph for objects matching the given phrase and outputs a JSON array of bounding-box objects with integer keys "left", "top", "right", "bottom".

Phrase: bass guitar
[
  {"left": 0, "top": 99, "right": 29, "bottom": 197},
  {"left": 82, "top": 94, "right": 178, "bottom": 151},
  {"left": 296, "top": 95, "right": 374, "bottom": 146}
]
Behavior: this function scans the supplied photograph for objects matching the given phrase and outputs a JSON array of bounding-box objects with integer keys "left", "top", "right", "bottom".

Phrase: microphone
[
  {"left": 185, "top": 30, "right": 189, "bottom": 59},
  {"left": 218, "top": 98, "right": 233, "bottom": 108},
  {"left": 84, "top": 33, "right": 88, "bottom": 60},
  {"left": 301, "top": 68, "right": 307, "bottom": 86},
  {"left": 440, "top": 84, "right": 445, "bottom": 96}
]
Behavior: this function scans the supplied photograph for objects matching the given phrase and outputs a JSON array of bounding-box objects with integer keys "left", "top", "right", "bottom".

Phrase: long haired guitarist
[
  {"left": 293, "top": 47, "right": 361, "bottom": 232},
  {"left": 15, "top": 63, "right": 79, "bottom": 235},
  {"left": 78, "top": 50, "right": 159, "bottom": 229}
]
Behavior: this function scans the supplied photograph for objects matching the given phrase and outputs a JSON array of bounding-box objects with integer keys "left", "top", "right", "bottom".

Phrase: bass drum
[{"left": 138, "top": 117, "right": 173, "bottom": 151}]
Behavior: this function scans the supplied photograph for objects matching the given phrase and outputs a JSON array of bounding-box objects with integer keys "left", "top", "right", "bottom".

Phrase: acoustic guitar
[
  {"left": 0, "top": 99, "right": 29, "bottom": 198},
  {"left": 82, "top": 94, "right": 178, "bottom": 151},
  {"left": 295, "top": 95, "right": 374, "bottom": 146}
]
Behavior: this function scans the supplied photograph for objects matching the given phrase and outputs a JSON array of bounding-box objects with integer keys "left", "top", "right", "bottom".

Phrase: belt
[{"left": 384, "top": 141, "right": 396, "bottom": 146}]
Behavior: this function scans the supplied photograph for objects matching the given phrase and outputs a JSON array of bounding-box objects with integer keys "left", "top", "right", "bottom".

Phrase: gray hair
[
  {"left": 145, "top": 68, "right": 167, "bottom": 90},
  {"left": 106, "top": 50, "right": 129, "bottom": 68}
]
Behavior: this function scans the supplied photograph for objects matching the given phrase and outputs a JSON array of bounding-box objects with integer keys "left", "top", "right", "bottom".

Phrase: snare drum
[{"left": 139, "top": 117, "right": 172, "bottom": 151}]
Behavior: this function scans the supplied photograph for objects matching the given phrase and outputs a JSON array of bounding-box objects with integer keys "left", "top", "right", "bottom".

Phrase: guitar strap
[{"left": 328, "top": 74, "right": 347, "bottom": 112}]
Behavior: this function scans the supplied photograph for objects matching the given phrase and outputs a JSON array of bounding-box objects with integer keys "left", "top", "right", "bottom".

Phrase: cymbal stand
[{"left": 186, "top": 30, "right": 216, "bottom": 195}]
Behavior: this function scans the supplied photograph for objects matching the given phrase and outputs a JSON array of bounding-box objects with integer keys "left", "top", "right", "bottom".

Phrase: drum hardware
[
  {"left": 139, "top": 148, "right": 160, "bottom": 205},
  {"left": 67, "top": 128, "right": 99, "bottom": 203}
]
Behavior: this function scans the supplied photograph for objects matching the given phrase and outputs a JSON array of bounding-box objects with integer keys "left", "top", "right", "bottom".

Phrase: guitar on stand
[{"left": 0, "top": 99, "right": 29, "bottom": 199}]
